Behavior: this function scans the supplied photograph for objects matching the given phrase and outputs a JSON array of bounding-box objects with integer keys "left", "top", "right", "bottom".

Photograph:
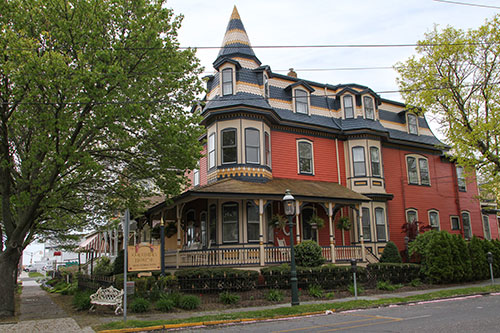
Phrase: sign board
[
  {"left": 127, "top": 244, "right": 161, "bottom": 272},
  {"left": 126, "top": 281, "right": 135, "bottom": 295}
]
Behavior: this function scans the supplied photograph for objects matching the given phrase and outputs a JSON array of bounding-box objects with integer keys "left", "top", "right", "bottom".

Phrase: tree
[
  {"left": 396, "top": 15, "right": 500, "bottom": 193},
  {"left": 379, "top": 241, "right": 402, "bottom": 263},
  {"left": 0, "top": 0, "right": 203, "bottom": 317}
]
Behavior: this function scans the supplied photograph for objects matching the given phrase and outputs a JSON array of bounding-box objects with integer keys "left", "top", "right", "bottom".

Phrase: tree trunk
[{"left": 0, "top": 249, "right": 21, "bottom": 318}]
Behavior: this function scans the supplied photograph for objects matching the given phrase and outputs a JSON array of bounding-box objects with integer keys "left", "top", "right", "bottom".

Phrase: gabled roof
[{"left": 213, "top": 6, "right": 261, "bottom": 66}]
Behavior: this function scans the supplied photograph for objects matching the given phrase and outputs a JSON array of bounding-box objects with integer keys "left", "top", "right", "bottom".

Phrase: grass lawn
[
  {"left": 95, "top": 284, "right": 500, "bottom": 332},
  {"left": 28, "top": 272, "right": 44, "bottom": 278}
]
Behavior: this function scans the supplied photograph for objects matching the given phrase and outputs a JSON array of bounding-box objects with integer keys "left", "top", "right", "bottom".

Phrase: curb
[{"left": 98, "top": 309, "right": 336, "bottom": 333}]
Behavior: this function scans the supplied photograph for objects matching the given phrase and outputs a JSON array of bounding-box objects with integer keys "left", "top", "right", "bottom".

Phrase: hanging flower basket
[
  {"left": 271, "top": 214, "right": 288, "bottom": 229},
  {"left": 307, "top": 214, "right": 325, "bottom": 229},
  {"left": 336, "top": 216, "right": 351, "bottom": 231}
]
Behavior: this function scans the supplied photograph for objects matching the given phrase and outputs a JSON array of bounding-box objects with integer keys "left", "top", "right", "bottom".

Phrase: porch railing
[{"left": 165, "top": 245, "right": 364, "bottom": 268}]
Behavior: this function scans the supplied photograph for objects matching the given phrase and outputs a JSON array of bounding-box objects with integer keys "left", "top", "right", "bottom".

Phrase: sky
[
  {"left": 23, "top": 0, "right": 500, "bottom": 262},
  {"left": 167, "top": 0, "right": 499, "bottom": 134}
]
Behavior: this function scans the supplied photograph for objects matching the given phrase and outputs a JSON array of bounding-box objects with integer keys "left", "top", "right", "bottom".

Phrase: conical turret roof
[{"left": 214, "top": 6, "right": 261, "bottom": 66}]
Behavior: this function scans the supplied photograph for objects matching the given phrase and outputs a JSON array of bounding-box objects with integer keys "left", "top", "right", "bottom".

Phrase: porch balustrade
[{"left": 164, "top": 245, "right": 365, "bottom": 268}]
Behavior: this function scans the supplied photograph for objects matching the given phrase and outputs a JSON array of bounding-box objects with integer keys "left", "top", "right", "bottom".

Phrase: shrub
[
  {"left": 410, "top": 278, "right": 422, "bottom": 287},
  {"left": 294, "top": 240, "right": 324, "bottom": 267},
  {"left": 367, "top": 263, "right": 421, "bottom": 285},
  {"left": 376, "top": 280, "right": 402, "bottom": 291},
  {"left": 469, "top": 236, "right": 489, "bottom": 281},
  {"left": 113, "top": 250, "right": 125, "bottom": 275},
  {"left": 93, "top": 257, "right": 113, "bottom": 276},
  {"left": 219, "top": 291, "right": 240, "bottom": 305},
  {"left": 178, "top": 294, "right": 201, "bottom": 310},
  {"left": 347, "top": 283, "right": 364, "bottom": 295},
  {"left": 308, "top": 284, "right": 323, "bottom": 298},
  {"left": 175, "top": 268, "right": 258, "bottom": 292},
  {"left": 130, "top": 297, "right": 150, "bottom": 313},
  {"left": 266, "top": 289, "right": 284, "bottom": 302},
  {"left": 156, "top": 275, "right": 177, "bottom": 291},
  {"left": 155, "top": 298, "right": 175, "bottom": 312},
  {"left": 72, "top": 290, "right": 93, "bottom": 311},
  {"left": 325, "top": 291, "right": 335, "bottom": 299},
  {"left": 379, "top": 241, "right": 402, "bottom": 263}
]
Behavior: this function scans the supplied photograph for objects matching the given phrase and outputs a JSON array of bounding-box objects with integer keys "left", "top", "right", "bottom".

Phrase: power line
[
  {"left": 433, "top": 0, "right": 500, "bottom": 9},
  {"left": 2, "top": 80, "right": 499, "bottom": 106}
]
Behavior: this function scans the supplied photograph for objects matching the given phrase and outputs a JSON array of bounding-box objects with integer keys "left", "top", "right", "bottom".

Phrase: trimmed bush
[
  {"left": 294, "top": 240, "right": 324, "bottom": 267},
  {"left": 175, "top": 268, "right": 258, "bottom": 292},
  {"left": 469, "top": 236, "right": 489, "bottom": 281},
  {"left": 379, "top": 241, "right": 402, "bottom": 263},
  {"left": 366, "top": 263, "right": 421, "bottom": 285},
  {"left": 178, "top": 294, "right": 201, "bottom": 310},
  {"left": 155, "top": 298, "right": 175, "bottom": 312},
  {"left": 308, "top": 284, "right": 323, "bottom": 298},
  {"left": 219, "top": 291, "right": 240, "bottom": 305},
  {"left": 72, "top": 290, "right": 93, "bottom": 311},
  {"left": 130, "top": 297, "right": 150, "bottom": 313}
]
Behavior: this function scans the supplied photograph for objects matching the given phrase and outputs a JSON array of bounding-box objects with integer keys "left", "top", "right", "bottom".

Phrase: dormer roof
[{"left": 213, "top": 6, "right": 261, "bottom": 66}]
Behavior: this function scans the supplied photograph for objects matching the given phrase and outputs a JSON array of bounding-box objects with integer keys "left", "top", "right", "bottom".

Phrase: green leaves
[{"left": 396, "top": 16, "right": 500, "bottom": 194}]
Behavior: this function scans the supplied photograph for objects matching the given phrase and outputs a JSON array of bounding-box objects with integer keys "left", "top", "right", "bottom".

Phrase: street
[{"left": 191, "top": 293, "right": 500, "bottom": 332}]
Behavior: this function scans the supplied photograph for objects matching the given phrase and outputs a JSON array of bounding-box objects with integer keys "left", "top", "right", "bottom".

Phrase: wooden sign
[{"left": 127, "top": 244, "right": 161, "bottom": 272}]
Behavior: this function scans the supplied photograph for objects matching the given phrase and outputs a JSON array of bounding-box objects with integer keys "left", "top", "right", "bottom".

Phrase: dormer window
[
  {"left": 264, "top": 74, "right": 270, "bottom": 100},
  {"left": 408, "top": 113, "right": 418, "bottom": 135},
  {"left": 343, "top": 95, "right": 354, "bottom": 119},
  {"left": 295, "top": 89, "right": 308, "bottom": 114},
  {"left": 364, "top": 96, "right": 374, "bottom": 120},
  {"left": 222, "top": 68, "right": 233, "bottom": 95}
]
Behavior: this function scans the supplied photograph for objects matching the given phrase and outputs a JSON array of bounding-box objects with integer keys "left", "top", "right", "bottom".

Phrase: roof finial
[{"left": 230, "top": 5, "right": 241, "bottom": 21}]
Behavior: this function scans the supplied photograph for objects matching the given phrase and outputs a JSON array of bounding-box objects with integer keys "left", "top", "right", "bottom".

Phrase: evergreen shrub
[
  {"left": 294, "top": 240, "right": 324, "bottom": 267},
  {"left": 155, "top": 298, "right": 175, "bottom": 312},
  {"left": 178, "top": 294, "right": 201, "bottom": 310},
  {"left": 366, "top": 263, "right": 421, "bottom": 285},
  {"left": 175, "top": 268, "right": 258, "bottom": 292},
  {"left": 379, "top": 241, "right": 402, "bottom": 263},
  {"left": 113, "top": 250, "right": 124, "bottom": 275},
  {"left": 130, "top": 297, "right": 150, "bottom": 313}
]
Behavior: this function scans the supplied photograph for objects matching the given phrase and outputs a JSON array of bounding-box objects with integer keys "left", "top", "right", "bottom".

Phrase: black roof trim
[
  {"left": 213, "top": 57, "right": 242, "bottom": 70},
  {"left": 285, "top": 81, "right": 315, "bottom": 93}
]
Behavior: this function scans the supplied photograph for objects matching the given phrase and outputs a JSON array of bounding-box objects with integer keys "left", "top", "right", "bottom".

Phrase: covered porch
[{"left": 146, "top": 178, "right": 376, "bottom": 269}]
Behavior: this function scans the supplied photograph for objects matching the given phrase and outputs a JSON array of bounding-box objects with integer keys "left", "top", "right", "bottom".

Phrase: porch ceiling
[{"left": 169, "top": 178, "right": 370, "bottom": 207}]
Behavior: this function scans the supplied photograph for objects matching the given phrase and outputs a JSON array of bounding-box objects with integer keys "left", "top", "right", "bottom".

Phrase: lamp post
[{"left": 283, "top": 189, "right": 299, "bottom": 306}]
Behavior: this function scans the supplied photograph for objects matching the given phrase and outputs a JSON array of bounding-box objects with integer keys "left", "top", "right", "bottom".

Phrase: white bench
[{"left": 89, "top": 286, "right": 124, "bottom": 315}]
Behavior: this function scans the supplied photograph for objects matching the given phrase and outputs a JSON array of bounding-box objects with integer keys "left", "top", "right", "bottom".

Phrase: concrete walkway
[{"left": 0, "top": 272, "right": 94, "bottom": 333}]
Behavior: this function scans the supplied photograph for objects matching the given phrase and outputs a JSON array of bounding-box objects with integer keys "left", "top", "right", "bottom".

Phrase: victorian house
[{"left": 145, "top": 7, "right": 499, "bottom": 269}]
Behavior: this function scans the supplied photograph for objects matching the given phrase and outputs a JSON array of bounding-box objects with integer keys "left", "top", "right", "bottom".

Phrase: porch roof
[{"left": 167, "top": 178, "right": 370, "bottom": 207}]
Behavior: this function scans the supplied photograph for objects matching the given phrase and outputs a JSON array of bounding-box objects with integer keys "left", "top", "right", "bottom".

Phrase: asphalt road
[{"left": 190, "top": 293, "right": 500, "bottom": 332}]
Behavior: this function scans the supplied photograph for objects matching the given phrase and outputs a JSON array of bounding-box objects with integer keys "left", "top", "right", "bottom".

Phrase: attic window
[
  {"left": 295, "top": 89, "right": 308, "bottom": 114},
  {"left": 408, "top": 113, "right": 418, "bottom": 135},
  {"left": 364, "top": 96, "right": 374, "bottom": 120},
  {"left": 343, "top": 95, "right": 354, "bottom": 119},
  {"left": 222, "top": 68, "right": 233, "bottom": 96},
  {"left": 264, "top": 74, "right": 270, "bottom": 100}
]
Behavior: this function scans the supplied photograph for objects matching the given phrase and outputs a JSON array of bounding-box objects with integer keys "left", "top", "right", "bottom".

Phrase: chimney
[{"left": 287, "top": 68, "right": 297, "bottom": 78}]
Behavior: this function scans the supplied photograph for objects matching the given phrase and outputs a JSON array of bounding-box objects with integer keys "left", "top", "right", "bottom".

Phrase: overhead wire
[{"left": 433, "top": 0, "right": 500, "bottom": 10}]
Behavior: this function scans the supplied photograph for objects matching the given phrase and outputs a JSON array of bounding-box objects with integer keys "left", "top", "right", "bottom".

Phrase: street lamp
[{"left": 283, "top": 189, "right": 299, "bottom": 306}]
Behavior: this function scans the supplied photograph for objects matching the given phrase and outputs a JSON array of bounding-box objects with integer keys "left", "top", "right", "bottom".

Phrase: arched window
[
  {"left": 375, "top": 207, "right": 386, "bottom": 241},
  {"left": 406, "top": 155, "right": 430, "bottom": 185},
  {"left": 297, "top": 140, "right": 313, "bottom": 174},
  {"left": 428, "top": 210, "right": 440, "bottom": 230},
  {"left": 483, "top": 215, "right": 491, "bottom": 240},
  {"left": 461, "top": 211, "right": 472, "bottom": 240},
  {"left": 364, "top": 96, "right": 374, "bottom": 120},
  {"left": 407, "top": 113, "right": 418, "bottom": 135},
  {"left": 370, "top": 147, "right": 381, "bottom": 177}
]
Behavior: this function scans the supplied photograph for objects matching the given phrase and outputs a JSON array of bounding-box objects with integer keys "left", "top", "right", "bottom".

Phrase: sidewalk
[{"left": 0, "top": 272, "right": 94, "bottom": 333}]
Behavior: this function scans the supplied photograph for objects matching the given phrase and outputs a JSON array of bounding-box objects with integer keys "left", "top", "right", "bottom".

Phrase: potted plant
[
  {"left": 307, "top": 214, "right": 325, "bottom": 229},
  {"left": 165, "top": 221, "right": 177, "bottom": 238},
  {"left": 336, "top": 216, "right": 351, "bottom": 245},
  {"left": 271, "top": 214, "right": 288, "bottom": 229}
]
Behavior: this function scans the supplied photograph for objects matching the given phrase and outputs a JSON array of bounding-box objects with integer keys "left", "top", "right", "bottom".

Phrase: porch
[{"left": 165, "top": 245, "right": 378, "bottom": 268}]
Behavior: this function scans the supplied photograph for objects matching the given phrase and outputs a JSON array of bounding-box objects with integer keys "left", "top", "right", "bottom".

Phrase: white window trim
[
  {"left": 297, "top": 139, "right": 314, "bottom": 175},
  {"left": 361, "top": 207, "right": 372, "bottom": 242},
  {"left": 193, "top": 168, "right": 200, "bottom": 187},
  {"left": 343, "top": 95, "right": 354, "bottom": 119},
  {"left": 293, "top": 88, "right": 310, "bottom": 115},
  {"left": 450, "top": 215, "right": 460, "bottom": 231},
  {"left": 363, "top": 96, "right": 375, "bottom": 120},
  {"left": 370, "top": 146, "right": 382, "bottom": 178},
  {"left": 428, "top": 210, "right": 440, "bottom": 230},
  {"left": 221, "top": 128, "right": 237, "bottom": 165},
  {"left": 406, "top": 154, "right": 430, "bottom": 186},
  {"left": 246, "top": 201, "right": 260, "bottom": 243},
  {"left": 222, "top": 202, "right": 239, "bottom": 244},
  {"left": 220, "top": 65, "right": 236, "bottom": 96},
  {"left": 208, "top": 132, "right": 216, "bottom": 169},
  {"left": 406, "top": 209, "right": 418, "bottom": 223},
  {"left": 407, "top": 113, "right": 419, "bottom": 135},
  {"left": 374, "top": 207, "right": 387, "bottom": 241}
]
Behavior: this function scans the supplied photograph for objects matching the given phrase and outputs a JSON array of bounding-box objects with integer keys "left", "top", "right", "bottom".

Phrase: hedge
[
  {"left": 174, "top": 267, "right": 259, "bottom": 292},
  {"left": 366, "top": 263, "right": 421, "bottom": 285}
]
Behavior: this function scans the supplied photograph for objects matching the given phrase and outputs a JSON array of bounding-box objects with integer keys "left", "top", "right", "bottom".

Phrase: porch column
[
  {"left": 176, "top": 204, "right": 182, "bottom": 268},
  {"left": 357, "top": 206, "right": 366, "bottom": 262},
  {"left": 328, "top": 202, "right": 335, "bottom": 263},
  {"left": 258, "top": 199, "right": 266, "bottom": 266},
  {"left": 295, "top": 200, "right": 301, "bottom": 244}
]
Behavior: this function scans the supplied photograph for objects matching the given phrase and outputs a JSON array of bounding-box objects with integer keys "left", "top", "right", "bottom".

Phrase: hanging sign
[{"left": 127, "top": 244, "right": 161, "bottom": 272}]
